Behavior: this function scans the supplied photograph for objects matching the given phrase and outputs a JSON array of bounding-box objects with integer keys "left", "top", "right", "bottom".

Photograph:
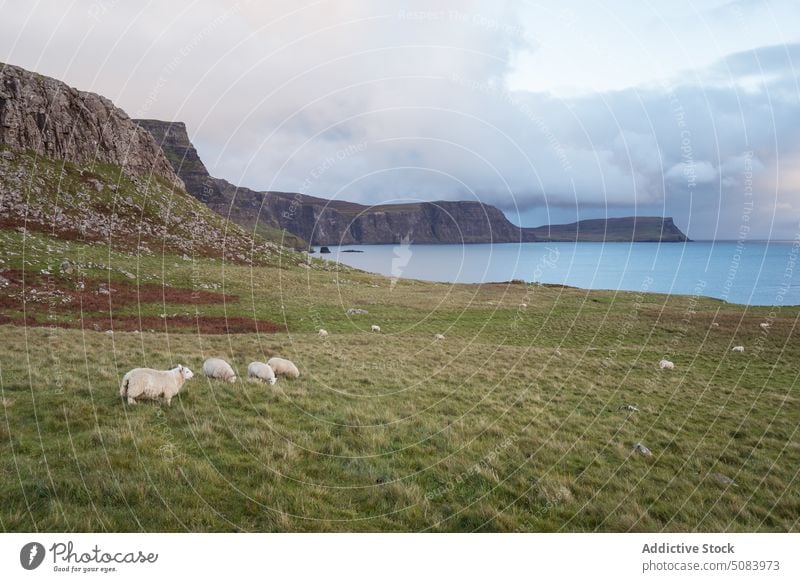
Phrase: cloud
[{"left": 1, "top": 1, "right": 799, "bottom": 238}]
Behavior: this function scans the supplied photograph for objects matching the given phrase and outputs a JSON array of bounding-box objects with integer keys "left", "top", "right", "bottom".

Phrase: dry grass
[{"left": 0, "top": 231, "right": 798, "bottom": 532}]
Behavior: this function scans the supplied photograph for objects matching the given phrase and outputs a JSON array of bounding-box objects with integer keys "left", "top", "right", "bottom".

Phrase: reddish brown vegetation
[
  {"left": 0, "top": 269, "right": 283, "bottom": 334},
  {"left": 60, "top": 314, "right": 283, "bottom": 334}
]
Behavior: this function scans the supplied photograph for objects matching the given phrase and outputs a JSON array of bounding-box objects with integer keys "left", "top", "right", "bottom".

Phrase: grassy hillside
[
  {"left": 0, "top": 228, "right": 797, "bottom": 532},
  {"left": 0, "top": 145, "right": 301, "bottom": 264}
]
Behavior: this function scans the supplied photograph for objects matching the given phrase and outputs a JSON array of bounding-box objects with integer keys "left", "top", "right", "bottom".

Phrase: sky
[{"left": 1, "top": 0, "right": 799, "bottom": 239}]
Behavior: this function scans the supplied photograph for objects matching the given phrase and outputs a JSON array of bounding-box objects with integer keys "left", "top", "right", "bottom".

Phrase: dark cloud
[{"left": 1, "top": 1, "right": 798, "bottom": 239}]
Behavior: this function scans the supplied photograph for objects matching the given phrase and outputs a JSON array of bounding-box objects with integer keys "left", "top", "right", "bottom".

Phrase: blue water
[{"left": 324, "top": 241, "right": 800, "bottom": 306}]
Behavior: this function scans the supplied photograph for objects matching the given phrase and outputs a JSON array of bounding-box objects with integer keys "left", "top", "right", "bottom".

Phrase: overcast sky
[{"left": 2, "top": 0, "right": 799, "bottom": 239}]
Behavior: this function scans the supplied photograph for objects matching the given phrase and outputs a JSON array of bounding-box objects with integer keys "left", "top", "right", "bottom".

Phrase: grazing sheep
[
  {"left": 202, "top": 358, "right": 237, "bottom": 383},
  {"left": 732, "top": 346, "right": 745, "bottom": 353},
  {"left": 318, "top": 329, "right": 329, "bottom": 338},
  {"left": 434, "top": 333, "right": 445, "bottom": 341},
  {"left": 120, "top": 365, "right": 193, "bottom": 406},
  {"left": 759, "top": 322, "right": 770, "bottom": 329},
  {"left": 633, "top": 443, "right": 653, "bottom": 457},
  {"left": 619, "top": 404, "right": 640, "bottom": 412},
  {"left": 371, "top": 325, "right": 381, "bottom": 333},
  {"left": 267, "top": 357, "right": 300, "bottom": 379},
  {"left": 711, "top": 322, "right": 720, "bottom": 328},
  {"left": 247, "top": 362, "right": 277, "bottom": 385},
  {"left": 709, "top": 472, "right": 738, "bottom": 487},
  {"left": 519, "top": 303, "right": 528, "bottom": 309},
  {"left": 659, "top": 359, "right": 675, "bottom": 370}
]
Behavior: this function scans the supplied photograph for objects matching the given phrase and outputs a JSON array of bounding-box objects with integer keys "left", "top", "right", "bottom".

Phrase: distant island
[{"left": 136, "top": 119, "right": 690, "bottom": 247}]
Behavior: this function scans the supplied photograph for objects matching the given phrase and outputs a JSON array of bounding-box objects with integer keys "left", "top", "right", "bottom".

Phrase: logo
[
  {"left": 389, "top": 234, "right": 413, "bottom": 291},
  {"left": 20, "top": 542, "right": 46, "bottom": 570}
]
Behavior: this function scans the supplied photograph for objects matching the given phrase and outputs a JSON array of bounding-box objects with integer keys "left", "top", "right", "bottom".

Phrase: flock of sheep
[
  {"left": 119, "top": 323, "right": 443, "bottom": 406},
  {"left": 119, "top": 355, "right": 300, "bottom": 406},
  {"left": 120, "top": 318, "right": 754, "bottom": 405}
]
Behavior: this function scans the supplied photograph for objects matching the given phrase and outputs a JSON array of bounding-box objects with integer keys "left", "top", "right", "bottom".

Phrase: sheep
[
  {"left": 711, "top": 322, "right": 720, "bottom": 328},
  {"left": 659, "top": 359, "right": 675, "bottom": 370},
  {"left": 732, "top": 346, "right": 745, "bottom": 353},
  {"left": 120, "top": 365, "right": 193, "bottom": 406},
  {"left": 267, "top": 357, "right": 300, "bottom": 379},
  {"left": 434, "top": 333, "right": 445, "bottom": 341},
  {"left": 247, "top": 362, "right": 277, "bottom": 385},
  {"left": 202, "top": 357, "right": 237, "bottom": 383},
  {"left": 759, "top": 322, "right": 770, "bottom": 329},
  {"left": 318, "top": 329, "right": 329, "bottom": 338},
  {"left": 371, "top": 325, "right": 381, "bottom": 333}
]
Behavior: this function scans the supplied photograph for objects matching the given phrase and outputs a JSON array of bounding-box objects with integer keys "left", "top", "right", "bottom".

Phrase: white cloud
[{"left": 1, "top": 1, "right": 799, "bottom": 238}]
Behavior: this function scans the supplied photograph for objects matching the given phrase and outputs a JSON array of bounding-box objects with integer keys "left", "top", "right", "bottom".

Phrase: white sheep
[
  {"left": 659, "top": 359, "right": 675, "bottom": 370},
  {"left": 318, "top": 329, "right": 329, "bottom": 338},
  {"left": 267, "top": 357, "right": 300, "bottom": 379},
  {"left": 732, "top": 346, "right": 745, "bottom": 353},
  {"left": 371, "top": 325, "right": 381, "bottom": 333},
  {"left": 202, "top": 357, "right": 237, "bottom": 383},
  {"left": 247, "top": 362, "right": 277, "bottom": 385},
  {"left": 434, "top": 333, "right": 445, "bottom": 340},
  {"left": 759, "top": 322, "right": 770, "bottom": 329},
  {"left": 120, "top": 365, "right": 193, "bottom": 406},
  {"left": 711, "top": 322, "right": 720, "bottom": 328}
]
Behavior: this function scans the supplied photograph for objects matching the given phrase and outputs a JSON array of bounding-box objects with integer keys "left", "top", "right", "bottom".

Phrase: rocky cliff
[
  {"left": 0, "top": 62, "right": 183, "bottom": 189},
  {"left": 527, "top": 216, "right": 689, "bottom": 243},
  {"left": 137, "top": 118, "right": 690, "bottom": 245},
  {"left": 0, "top": 64, "right": 300, "bottom": 264},
  {"left": 134, "top": 119, "right": 222, "bottom": 204}
]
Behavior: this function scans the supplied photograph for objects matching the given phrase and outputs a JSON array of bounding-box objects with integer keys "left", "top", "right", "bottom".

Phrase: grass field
[{"left": 0, "top": 230, "right": 798, "bottom": 532}]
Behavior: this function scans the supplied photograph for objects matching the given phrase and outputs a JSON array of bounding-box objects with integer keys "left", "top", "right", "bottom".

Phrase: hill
[
  {"left": 0, "top": 62, "right": 299, "bottom": 264},
  {"left": 0, "top": 227, "right": 797, "bottom": 532},
  {"left": 1, "top": 62, "right": 793, "bottom": 534},
  {"left": 528, "top": 217, "right": 689, "bottom": 243},
  {"left": 135, "top": 119, "right": 689, "bottom": 246}
]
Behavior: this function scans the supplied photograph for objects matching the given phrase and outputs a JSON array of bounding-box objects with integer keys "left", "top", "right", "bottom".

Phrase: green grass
[{"left": 0, "top": 231, "right": 798, "bottom": 532}]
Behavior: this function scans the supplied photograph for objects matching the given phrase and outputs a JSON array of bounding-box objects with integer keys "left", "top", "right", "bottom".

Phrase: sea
[{"left": 322, "top": 241, "right": 800, "bottom": 306}]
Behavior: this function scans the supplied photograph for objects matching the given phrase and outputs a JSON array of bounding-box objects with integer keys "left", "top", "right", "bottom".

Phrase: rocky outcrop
[
  {"left": 0, "top": 64, "right": 301, "bottom": 264},
  {"left": 134, "top": 119, "right": 309, "bottom": 249},
  {"left": 137, "top": 118, "right": 690, "bottom": 246},
  {"left": 134, "top": 119, "right": 222, "bottom": 204},
  {"left": 0, "top": 62, "right": 183, "bottom": 189},
  {"left": 255, "top": 194, "right": 535, "bottom": 245},
  {"left": 526, "top": 216, "right": 690, "bottom": 243}
]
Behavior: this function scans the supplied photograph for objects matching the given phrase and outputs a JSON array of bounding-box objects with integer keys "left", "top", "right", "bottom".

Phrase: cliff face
[
  {"left": 137, "top": 118, "right": 690, "bottom": 245},
  {"left": 0, "top": 63, "right": 183, "bottom": 189},
  {"left": 263, "top": 195, "right": 533, "bottom": 245},
  {"left": 0, "top": 64, "right": 298, "bottom": 264},
  {"left": 134, "top": 119, "right": 223, "bottom": 204},
  {"left": 526, "top": 216, "right": 689, "bottom": 243}
]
